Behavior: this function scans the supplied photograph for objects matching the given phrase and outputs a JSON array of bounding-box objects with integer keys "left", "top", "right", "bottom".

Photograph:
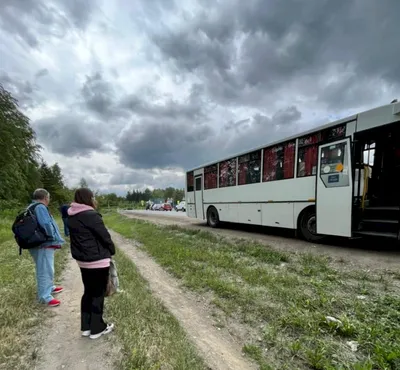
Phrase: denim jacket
[{"left": 29, "top": 202, "right": 65, "bottom": 248}]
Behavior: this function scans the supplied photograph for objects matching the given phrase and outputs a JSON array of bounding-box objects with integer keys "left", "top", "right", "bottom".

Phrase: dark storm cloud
[
  {"left": 116, "top": 105, "right": 302, "bottom": 171},
  {"left": 117, "top": 119, "right": 214, "bottom": 170},
  {"left": 34, "top": 114, "right": 106, "bottom": 157},
  {"left": 0, "top": 0, "right": 95, "bottom": 47},
  {"left": 81, "top": 72, "right": 208, "bottom": 123},
  {"left": 81, "top": 72, "right": 119, "bottom": 119},
  {"left": 119, "top": 83, "right": 208, "bottom": 121},
  {"left": 151, "top": 0, "right": 400, "bottom": 109},
  {"left": 216, "top": 106, "right": 303, "bottom": 164}
]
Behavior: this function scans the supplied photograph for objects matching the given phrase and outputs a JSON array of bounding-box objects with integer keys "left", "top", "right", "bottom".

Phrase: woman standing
[{"left": 68, "top": 188, "right": 115, "bottom": 339}]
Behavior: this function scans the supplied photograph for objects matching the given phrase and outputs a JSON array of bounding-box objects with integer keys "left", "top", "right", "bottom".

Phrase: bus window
[
  {"left": 238, "top": 150, "right": 261, "bottom": 185},
  {"left": 320, "top": 142, "right": 346, "bottom": 175},
  {"left": 298, "top": 145, "right": 318, "bottom": 177},
  {"left": 187, "top": 172, "right": 194, "bottom": 192},
  {"left": 204, "top": 165, "right": 218, "bottom": 189},
  {"left": 195, "top": 177, "right": 202, "bottom": 190},
  {"left": 263, "top": 141, "right": 295, "bottom": 182},
  {"left": 219, "top": 158, "right": 236, "bottom": 187},
  {"left": 297, "top": 132, "right": 321, "bottom": 177}
]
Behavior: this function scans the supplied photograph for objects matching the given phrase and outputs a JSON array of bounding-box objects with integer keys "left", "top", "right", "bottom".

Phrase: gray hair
[{"left": 33, "top": 188, "right": 50, "bottom": 201}]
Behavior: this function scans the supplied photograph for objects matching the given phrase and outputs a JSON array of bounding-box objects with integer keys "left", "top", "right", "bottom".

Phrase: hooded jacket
[{"left": 67, "top": 203, "right": 115, "bottom": 262}]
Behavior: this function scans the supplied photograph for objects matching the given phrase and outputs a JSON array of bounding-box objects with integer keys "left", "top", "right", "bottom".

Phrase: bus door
[
  {"left": 316, "top": 138, "right": 353, "bottom": 237},
  {"left": 194, "top": 175, "right": 204, "bottom": 219}
]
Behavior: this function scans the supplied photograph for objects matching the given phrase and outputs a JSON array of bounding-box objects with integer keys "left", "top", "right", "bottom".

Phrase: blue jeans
[
  {"left": 62, "top": 218, "right": 69, "bottom": 237},
  {"left": 29, "top": 248, "right": 56, "bottom": 304}
]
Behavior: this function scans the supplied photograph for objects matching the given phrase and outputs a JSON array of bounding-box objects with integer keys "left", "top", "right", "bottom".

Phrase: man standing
[
  {"left": 29, "top": 189, "right": 65, "bottom": 307},
  {"left": 59, "top": 203, "right": 70, "bottom": 237}
]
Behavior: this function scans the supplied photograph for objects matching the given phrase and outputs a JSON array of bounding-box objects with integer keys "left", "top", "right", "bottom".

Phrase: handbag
[{"left": 106, "top": 259, "right": 118, "bottom": 297}]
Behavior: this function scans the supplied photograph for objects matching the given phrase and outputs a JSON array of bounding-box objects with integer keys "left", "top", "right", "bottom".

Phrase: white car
[{"left": 175, "top": 201, "right": 186, "bottom": 212}]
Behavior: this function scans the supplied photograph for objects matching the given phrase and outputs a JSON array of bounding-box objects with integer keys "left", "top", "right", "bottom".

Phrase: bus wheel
[
  {"left": 207, "top": 207, "right": 220, "bottom": 228},
  {"left": 299, "top": 208, "right": 325, "bottom": 243}
]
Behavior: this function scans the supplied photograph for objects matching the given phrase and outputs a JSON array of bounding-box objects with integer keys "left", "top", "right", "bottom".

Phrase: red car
[{"left": 160, "top": 203, "right": 172, "bottom": 211}]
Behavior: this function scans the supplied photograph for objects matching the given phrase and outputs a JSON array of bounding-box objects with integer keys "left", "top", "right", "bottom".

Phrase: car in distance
[
  {"left": 160, "top": 203, "right": 173, "bottom": 211},
  {"left": 175, "top": 201, "right": 186, "bottom": 212}
]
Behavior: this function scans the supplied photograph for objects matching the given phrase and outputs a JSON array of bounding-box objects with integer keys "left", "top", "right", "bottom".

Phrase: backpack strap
[{"left": 26, "top": 202, "right": 43, "bottom": 216}]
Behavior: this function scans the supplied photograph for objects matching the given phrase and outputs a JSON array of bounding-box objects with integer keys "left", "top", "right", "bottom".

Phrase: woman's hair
[{"left": 74, "top": 188, "right": 96, "bottom": 208}]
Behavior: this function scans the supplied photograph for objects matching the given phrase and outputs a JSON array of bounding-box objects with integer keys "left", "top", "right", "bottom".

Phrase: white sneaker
[
  {"left": 81, "top": 330, "right": 91, "bottom": 337},
  {"left": 89, "top": 324, "right": 114, "bottom": 340}
]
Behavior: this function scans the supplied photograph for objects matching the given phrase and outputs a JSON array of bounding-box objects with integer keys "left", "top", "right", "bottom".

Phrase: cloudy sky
[{"left": 1, "top": 0, "right": 399, "bottom": 194}]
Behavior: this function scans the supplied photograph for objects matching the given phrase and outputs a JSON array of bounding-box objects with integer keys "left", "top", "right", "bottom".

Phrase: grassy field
[
  {"left": 106, "top": 249, "right": 207, "bottom": 370},
  {"left": 0, "top": 210, "right": 69, "bottom": 370},
  {"left": 105, "top": 213, "right": 400, "bottom": 370}
]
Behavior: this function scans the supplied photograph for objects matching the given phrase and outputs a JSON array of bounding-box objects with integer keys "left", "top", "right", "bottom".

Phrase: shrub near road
[
  {"left": 0, "top": 210, "right": 69, "bottom": 370},
  {"left": 106, "top": 213, "right": 400, "bottom": 370}
]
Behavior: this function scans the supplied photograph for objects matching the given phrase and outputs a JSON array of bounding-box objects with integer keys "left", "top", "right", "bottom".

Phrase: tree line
[
  {"left": 126, "top": 187, "right": 184, "bottom": 203},
  {"left": 0, "top": 85, "right": 184, "bottom": 211},
  {"left": 0, "top": 84, "right": 73, "bottom": 209}
]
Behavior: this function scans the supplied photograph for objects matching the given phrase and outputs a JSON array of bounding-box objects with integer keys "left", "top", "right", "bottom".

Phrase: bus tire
[
  {"left": 298, "top": 207, "right": 325, "bottom": 243},
  {"left": 207, "top": 206, "right": 220, "bottom": 228}
]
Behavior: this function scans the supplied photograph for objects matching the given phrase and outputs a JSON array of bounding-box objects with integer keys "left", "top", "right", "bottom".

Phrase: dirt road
[
  {"left": 121, "top": 210, "right": 400, "bottom": 270},
  {"left": 34, "top": 256, "right": 119, "bottom": 370},
  {"left": 111, "top": 231, "right": 257, "bottom": 370}
]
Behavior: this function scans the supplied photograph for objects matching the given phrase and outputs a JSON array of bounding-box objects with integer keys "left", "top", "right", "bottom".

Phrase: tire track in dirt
[
  {"left": 33, "top": 255, "right": 119, "bottom": 370},
  {"left": 110, "top": 230, "right": 257, "bottom": 370}
]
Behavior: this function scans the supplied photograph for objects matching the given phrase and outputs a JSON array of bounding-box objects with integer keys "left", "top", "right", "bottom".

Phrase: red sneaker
[
  {"left": 48, "top": 299, "right": 60, "bottom": 307},
  {"left": 52, "top": 287, "right": 64, "bottom": 294}
]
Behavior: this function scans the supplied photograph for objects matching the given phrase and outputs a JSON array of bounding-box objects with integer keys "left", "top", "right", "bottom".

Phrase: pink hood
[{"left": 68, "top": 202, "right": 95, "bottom": 216}]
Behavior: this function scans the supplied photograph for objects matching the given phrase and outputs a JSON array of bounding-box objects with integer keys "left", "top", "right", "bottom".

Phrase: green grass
[
  {"left": 105, "top": 213, "right": 400, "bottom": 370},
  {"left": 105, "top": 248, "right": 207, "bottom": 370},
  {"left": 0, "top": 210, "right": 69, "bottom": 370}
]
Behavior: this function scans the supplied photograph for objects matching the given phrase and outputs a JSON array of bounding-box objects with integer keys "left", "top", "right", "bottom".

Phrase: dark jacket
[
  {"left": 60, "top": 204, "right": 70, "bottom": 219},
  {"left": 68, "top": 210, "right": 115, "bottom": 262}
]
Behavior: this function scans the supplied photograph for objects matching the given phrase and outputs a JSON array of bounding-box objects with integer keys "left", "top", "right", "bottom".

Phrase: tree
[
  {"left": 144, "top": 188, "right": 152, "bottom": 201},
  {"left": 124, "top": 187, "right": 184, "bottom": 204},
  {"left": 39, "top": 162, "right": 71, "bottom": 206},
  {"left": 174, "top": 188, "right": 185, "bottom": 201},
  {"left": 0, "top": 84, "right": 42, "bottom": 203},
  {"left": 79, "top": 178, "right": 88, "bottom": 188},
  {"left": 164, "top": 187, "right": 175, "bottom": 199}
]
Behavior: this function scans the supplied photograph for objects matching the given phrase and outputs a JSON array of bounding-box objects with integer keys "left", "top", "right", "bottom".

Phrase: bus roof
[{"left": 186, "top": 101, "right": 397, "bottom": 173}]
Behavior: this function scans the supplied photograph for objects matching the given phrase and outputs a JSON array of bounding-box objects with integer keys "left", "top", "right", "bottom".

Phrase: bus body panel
[
  {"left": 186, "top": 193, "right": 196, "bottom": 218},
  {"left": 261, "top": 203, "right": 295, "bottom": 229},
  {"left": 203, "top": 177, "right": 315, "bottom": 204},
  {"left": 238, "top": 203, "right": 262, "bottom": 225}
]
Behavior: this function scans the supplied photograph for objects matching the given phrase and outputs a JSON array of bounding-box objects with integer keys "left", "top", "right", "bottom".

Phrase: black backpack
[{"left": 12, "top": 203, "right": 48, "bottom": 255}]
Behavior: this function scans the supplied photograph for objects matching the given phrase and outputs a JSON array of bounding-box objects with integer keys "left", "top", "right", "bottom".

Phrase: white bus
[{"left": 185, "top": 101, "right": 400, "bottom": 242}]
